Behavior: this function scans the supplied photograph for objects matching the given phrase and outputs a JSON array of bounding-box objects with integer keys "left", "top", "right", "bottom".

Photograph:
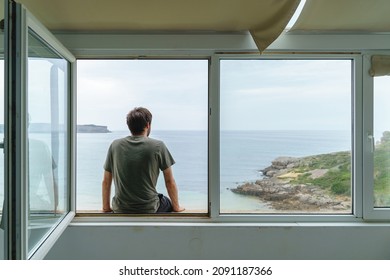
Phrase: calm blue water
[{"left": 76, "top": 130, "right": 351, "bottom": 211}]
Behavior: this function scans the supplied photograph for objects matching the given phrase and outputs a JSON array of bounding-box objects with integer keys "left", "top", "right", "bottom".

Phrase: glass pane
[
  {"left": 77, "top": 60, "right": 208, "bottom": 213},
  {"left": 220, "top": 59, "right": 352, "bottom": 214},
  {"left": 373, "top": 76, "right": 390, "bottom": 208},
  {"left": 27, "top": 30, "right": 69, "bottom": 254},
  {"left": 0, "top": 0, "right": 5, "bottom": 260}
]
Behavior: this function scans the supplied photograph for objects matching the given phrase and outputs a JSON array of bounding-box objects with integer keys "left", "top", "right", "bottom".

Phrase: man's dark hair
[{"left": 126, "top": 107, "right": 152, "bottom": 135}]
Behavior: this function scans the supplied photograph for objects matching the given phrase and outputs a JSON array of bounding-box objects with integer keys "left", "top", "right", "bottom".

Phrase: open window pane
[
  {"left": 77, "top": 59, "right": 208, "bottom": 213},
  {"left": 27, "top": 30, "right": 69, "bottom": 254},
  {"left": 373, "top": 76, "right": 390, "bottom": 208},
  {"left": 0, "top": 0, "right": 4, "bottom": 257},
  {"left": 0, "top": 58, "right": 4, "bottom": 259},
  {"left": 220, "top": 59, "right": 352, "bottom": 214}
]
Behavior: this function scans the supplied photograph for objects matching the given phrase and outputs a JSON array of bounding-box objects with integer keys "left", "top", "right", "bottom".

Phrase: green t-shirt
[{"left": 104, "top": 135, "right": 175, "bottom": 213}]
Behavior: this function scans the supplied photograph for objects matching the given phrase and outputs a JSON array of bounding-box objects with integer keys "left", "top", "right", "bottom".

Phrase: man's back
[
  {"left": 104, "top": 135, "right": 174, "bottom": 213},
  {"left": 102, "top": 107, "right": 184, "bottom": 214}
]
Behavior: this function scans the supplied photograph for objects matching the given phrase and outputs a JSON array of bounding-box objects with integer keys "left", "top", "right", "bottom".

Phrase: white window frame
[
  {"left": 211, "top": 53, "right": 363, "bottom": 223},
  {"left": 73, "top": 52, "right": 366, "bottom": 223},
  {"left": 4, "top": 2, "right": 76, "bottom": 259},
  {"left": 362, "top": 52, "right": 390, "bottom": 221}
]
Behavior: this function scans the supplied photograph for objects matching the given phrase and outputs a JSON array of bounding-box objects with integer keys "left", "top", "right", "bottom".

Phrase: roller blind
[
  {"left": 249, "top": 0, "right": 300, "bottom": 51},
  {"left": 290, "top": 0, "right": 390, "bottom": 32},
  {"left": 17, "top": 0, "right": 300, "bottom": 52},
  {"left": 369, "top": 55, "right": 390, "bottom": 77}
]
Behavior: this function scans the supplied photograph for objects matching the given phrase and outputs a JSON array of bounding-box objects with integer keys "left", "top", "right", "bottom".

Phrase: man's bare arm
[
  {"left": 102, "top": 171, "right": 113, "bottom": 212},
  {"left": 163, "top": 167, "right": 185, "bottom": 212}
]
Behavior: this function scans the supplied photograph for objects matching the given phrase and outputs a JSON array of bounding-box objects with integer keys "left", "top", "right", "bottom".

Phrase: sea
[{"left": 76, "top": 130, "right": 352, "bottom": 212}]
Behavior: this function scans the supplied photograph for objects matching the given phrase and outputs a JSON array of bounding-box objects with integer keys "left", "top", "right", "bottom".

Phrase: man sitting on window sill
[{"left": 102, "top": 107, "right": 185, "bottom": 214}]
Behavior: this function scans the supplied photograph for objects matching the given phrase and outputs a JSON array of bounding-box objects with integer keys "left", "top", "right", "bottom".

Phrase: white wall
[{"left": 45, "top": 224, "right": 390, "bottom": 260}]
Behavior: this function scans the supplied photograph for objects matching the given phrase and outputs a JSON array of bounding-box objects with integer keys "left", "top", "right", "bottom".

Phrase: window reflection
[
  {"left": 27, "top": 30, "right": 69, "bottom": 254},
  {"left": 28, "top": 138, "right": 58, "bottom": 212}
]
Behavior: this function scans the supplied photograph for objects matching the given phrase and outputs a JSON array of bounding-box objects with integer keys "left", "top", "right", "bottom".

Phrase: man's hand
[{"left": 102, "top": 207, "right": 113, "bottom": 213}]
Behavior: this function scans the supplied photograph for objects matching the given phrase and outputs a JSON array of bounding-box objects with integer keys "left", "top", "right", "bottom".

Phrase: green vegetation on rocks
[
  {"left": 290, "top": 151, "right": 351, "bottom": 196},
  {"left": 232, "top": 131, "right": 390, "bottom": 211}
]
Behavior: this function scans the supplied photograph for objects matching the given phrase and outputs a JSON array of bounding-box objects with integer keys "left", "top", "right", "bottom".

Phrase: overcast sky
[
  {"left": 77, "top": 59, "right": 366, "bottom": 132},
  {"left": 220, "top": 59, "right": 352, "bottom": 131},
  {"left": 77, "top": 59, "right": 208, "bottom": 131}
]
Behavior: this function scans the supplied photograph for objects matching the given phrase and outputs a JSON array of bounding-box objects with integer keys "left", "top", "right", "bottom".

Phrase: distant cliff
[{"left": 77, "top": 124, "right": 111, "bottom": 133}]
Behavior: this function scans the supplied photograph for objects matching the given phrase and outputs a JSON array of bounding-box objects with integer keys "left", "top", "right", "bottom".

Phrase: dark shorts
[{"left": 156, "top": 193, "right": 173, "bottom": 213}]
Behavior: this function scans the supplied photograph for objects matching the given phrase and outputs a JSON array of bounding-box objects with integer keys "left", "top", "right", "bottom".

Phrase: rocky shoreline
[{"left": 231, "top": 156, "right": 351, "bottom": 212}]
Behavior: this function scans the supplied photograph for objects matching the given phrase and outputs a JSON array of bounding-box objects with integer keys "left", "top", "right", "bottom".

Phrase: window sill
[
  {"left": 70, "top": 211, "right": 390, "bottom": 225},
  {"left": 70, "top": 216, "right": 390, "bottom": 228}
]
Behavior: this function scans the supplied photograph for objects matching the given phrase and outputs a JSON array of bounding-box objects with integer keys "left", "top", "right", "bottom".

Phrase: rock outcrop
[{"left": 232, "top": 156, "right": 351, "bottom": 212}]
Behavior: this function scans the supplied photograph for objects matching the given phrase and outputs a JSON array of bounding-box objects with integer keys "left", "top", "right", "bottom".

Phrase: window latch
[{"left": 368, "top": 134, "right": 375, "bottom": 153}]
